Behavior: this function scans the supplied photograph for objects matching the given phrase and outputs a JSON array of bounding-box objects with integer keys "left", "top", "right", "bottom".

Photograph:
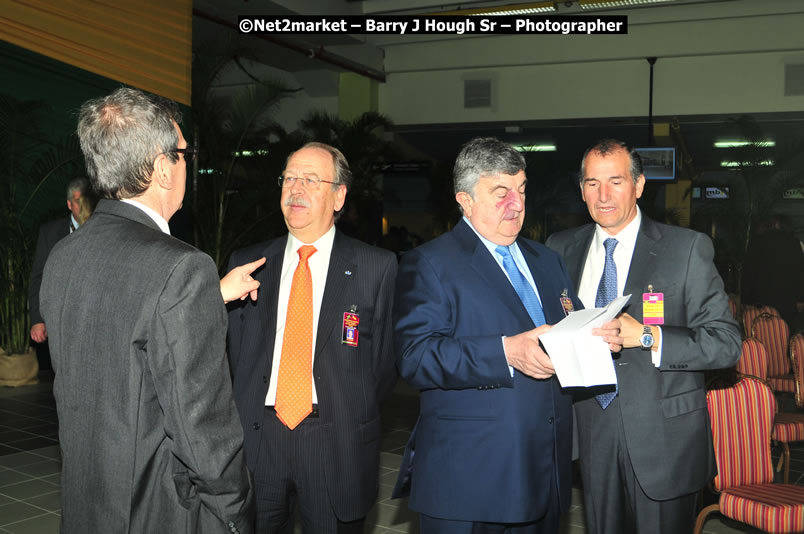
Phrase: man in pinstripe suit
[{"left": 227, "top": 142, "right": 398, "bottom": 533}]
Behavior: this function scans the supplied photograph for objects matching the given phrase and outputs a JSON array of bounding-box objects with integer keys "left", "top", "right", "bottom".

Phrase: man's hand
[
  {"left": 30, "top": 322, "right": 47, "bottom": 343},
  {"left": 618, "top": 312, "right": 659, "bottom": 350},
  {"left": 220, "top": 257, "right": 266, "bottom": 304},
  {"left": 591, "top": 318, "right": 623, "bottom": 352},
  {"left": 503, "top": 324, "right": 555, "bottom": 379}
]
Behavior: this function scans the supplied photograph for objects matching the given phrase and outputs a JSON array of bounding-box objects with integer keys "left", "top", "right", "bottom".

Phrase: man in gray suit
[
  {"left": 546, "top": 139, "right": 740, "bottom": 534},
  {"left": 227, "top": 142, "right": 398, "bottom": 533},
  {"left": 41, "top": 87, "right": 254, "bottom": 533}
]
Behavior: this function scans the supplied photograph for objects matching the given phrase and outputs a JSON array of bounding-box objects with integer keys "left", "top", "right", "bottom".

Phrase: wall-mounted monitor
[{"left": 634, "top": 147, "right": 676, "bottom": 182}]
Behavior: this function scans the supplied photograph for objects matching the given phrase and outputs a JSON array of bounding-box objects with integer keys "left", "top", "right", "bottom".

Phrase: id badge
[
  {"left": 643, "top": 285, "right": 664, "bottom": 325},
  {"left": 342, "top": 310, "right": 359, "bottom": 347},
  {"left": 560, "top": 288, "right": 575, "bottom": 316}
]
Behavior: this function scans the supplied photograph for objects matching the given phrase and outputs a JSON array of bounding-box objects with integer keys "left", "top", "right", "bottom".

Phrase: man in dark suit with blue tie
[
  {"left": 393, "top": 137, "right": 622, "bottom": 534},
  {"left": 546, "top": 139, "right": 740, "bottom": 534}
]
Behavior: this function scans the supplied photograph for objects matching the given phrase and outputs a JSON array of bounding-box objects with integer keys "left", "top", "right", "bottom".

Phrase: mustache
[{"left": 285, "top": 196, "right": 310, "bottom": 208}]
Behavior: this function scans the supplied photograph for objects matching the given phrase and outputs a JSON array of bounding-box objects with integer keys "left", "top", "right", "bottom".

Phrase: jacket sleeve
[
  {"left": 29, "top": 222, "right": 58, "bottom": 325},
  {"left": 659, "top": 232, "right": 741, "bottom": 371},
  {"left": 150, "top": 251, "right": 254, "bottom": 533},
  {"left": 225, "top": 250, "right": 245, "bottom": 376},
  {"left": 393, "top": 247, "right": 514, "bottom": 391},
  {"left": 373, "top": 254, "right": 399, "bottom": 402}
]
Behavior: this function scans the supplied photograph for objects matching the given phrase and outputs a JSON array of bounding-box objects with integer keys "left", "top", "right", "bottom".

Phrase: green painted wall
[{"left": 338, "top": 72, "right": 377, "bottom": 121}]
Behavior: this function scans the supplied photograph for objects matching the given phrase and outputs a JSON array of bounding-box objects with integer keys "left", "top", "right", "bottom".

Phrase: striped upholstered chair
[
  {"left": 737, "top": 338, "right": 769, "bottom": 381},
  {"left": 738, "top": 337, "right": 804, "bottom": 484},
  {"left": 792, "top": 334, "right": 804, "bottom": 408},
  {"left": 743, "top": 305, "right": 780, "bottom": 337},
  {"left": 695, "top": 378, "right": 804, "bottom": 534},
  {"left": 752, "top": 313, "right": 794, "bottom": 394}
]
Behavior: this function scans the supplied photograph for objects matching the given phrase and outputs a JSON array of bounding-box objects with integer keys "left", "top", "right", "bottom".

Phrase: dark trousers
[
  {"left": 255, "top": 407, "right": 365, "bottom": 534},
  {"left": 577, "top": 395, "right": 697, "bottom": 534},
  {"left": 420, "top": 509, "right": 559, "bottom": 534},
  {"left": 419, "top": 472, "right": 560, "bottom": 534}
]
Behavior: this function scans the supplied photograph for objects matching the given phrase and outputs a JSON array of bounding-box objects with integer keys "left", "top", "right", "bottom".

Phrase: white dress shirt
[
  {"left": 577, "top": 208, "right": 662, "bottom": 366},
  {"left": 265, "top": 225, "right": 336, "bottom": 405}
]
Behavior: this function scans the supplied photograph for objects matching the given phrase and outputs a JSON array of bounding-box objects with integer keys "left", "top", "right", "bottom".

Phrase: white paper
[{"left": 540, "top": 294, "right": 631, "bottom": 388}]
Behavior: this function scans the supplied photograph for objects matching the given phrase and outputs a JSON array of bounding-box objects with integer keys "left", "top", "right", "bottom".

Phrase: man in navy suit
[{"left": 393, "top": 137, "right": 622, "bottom": 534}]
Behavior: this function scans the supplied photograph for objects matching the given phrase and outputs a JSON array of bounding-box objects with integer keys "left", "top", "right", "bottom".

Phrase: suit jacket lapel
[
  {"left": 563, "top": 226, "right": 594, "bottom": 289},
  {"left": 256, "top": 237, "right": 286, "bottom": 372},
  {"left": 453, "top": 220, "right": 535, "bottom": 327},
  {"left": 623, "top": 217, "right": 661, "bottom": 321},
  {"left": 315, "top": 230, "right": 355, "bottom": 359},
  {"left": 518, "top": 239, "right": 564, "bottom": 325}
]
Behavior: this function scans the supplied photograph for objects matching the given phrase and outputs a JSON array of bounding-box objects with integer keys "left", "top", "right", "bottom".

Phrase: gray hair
[
  {"left": 453, "top": 137, "right": 525, "bottom": 212},
  {"left": 77, "top": 87, "right": 181, "bottom": 200},
  {"left": 286, "top": 142, "right": 353, "bottom": 192},
  {"left": 579, "top": 139, "right": 643, "bottom": 185},
  {"left": 66, "top": 177, "right": 90, "bottom": 200}
]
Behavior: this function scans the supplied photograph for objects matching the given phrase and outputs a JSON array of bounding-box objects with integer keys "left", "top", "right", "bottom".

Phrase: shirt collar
[
  {"left": 462, "top": 215, "right": 519, "bottom": 256},
  {"left": 286, "top": 224, "right": 336, "bottom": 258},
  {"left": 120, "top": 198, "right": 171, "bottom": 235},
  {"left": 594, "top": 205, "right": 641, "bottom": 253}
]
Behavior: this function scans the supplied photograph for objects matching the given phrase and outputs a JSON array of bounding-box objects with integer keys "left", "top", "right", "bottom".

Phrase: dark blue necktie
[
  {"left": 496, "top": 246, "right": 546, "bottom": 327},
  {"left": 595, "top": 238, "right": 619, "bottom": 409}
]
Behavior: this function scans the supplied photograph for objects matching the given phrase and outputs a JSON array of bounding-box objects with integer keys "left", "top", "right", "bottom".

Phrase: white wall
[{"left": 375, "top": 0, "right": 804, "bottom": 124}]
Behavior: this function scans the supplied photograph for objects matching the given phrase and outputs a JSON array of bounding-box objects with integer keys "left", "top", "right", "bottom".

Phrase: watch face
[{"left": 640, "top": 334, "right": 654, "bottom": 348}]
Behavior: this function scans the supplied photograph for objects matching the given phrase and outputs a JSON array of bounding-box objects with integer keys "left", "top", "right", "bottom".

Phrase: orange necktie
[{"left": 275, "top": 245, "right": 317, "bottom": 429}]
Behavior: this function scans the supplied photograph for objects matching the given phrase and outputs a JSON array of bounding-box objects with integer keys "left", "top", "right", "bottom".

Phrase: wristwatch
[{"left": 640, "top": 325, "right": 655, "bottom": 350}]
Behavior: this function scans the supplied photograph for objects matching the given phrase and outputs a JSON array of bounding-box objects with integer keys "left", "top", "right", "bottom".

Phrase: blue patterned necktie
[
  {"left": 595, "top": 237, "right": 619, "bottom": 409},
  {"left": 495, "top": 246, "right": 546, "bottom": 327}
]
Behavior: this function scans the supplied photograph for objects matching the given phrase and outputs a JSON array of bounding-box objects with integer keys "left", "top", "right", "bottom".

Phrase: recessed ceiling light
[
  {"left": 435, "top": 2, "right": 556, "bottom": 16},
  {"left": 720, "top": 159, "right": 774, "bottom": 167},
  {"left": 579, "top": 0, "right": 676, "bottom": 8},
  {"left": 514, "top": 144, "right": 557, "bottom": 152},
  {"left": 714, "top": 140, "right": 776, "bottom": 148}
]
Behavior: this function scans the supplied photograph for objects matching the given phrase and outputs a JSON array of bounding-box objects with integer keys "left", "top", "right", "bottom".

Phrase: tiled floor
[{"left": 1, "top": 373, "right": 802, "bottom": 533}]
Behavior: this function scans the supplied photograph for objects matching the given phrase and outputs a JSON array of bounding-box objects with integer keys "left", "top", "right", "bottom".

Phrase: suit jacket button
[
  {"left": 262, "top": 376, "right": 268, "bottom": 384},
  {"left": 548, "top": 417, "right": 554, "bottom": 424},
  {"left": 253, "top": 422, "right": 260, "bottom": 430},
  {"left": 228, "top": 521, "right": 235, "bottom": 527}
]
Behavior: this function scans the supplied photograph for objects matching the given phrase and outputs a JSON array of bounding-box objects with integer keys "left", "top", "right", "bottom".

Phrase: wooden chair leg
[
  {"left": 694, "top": 504, "right": 719, "bottom": 534},
  {"left": 776, "top": 443, "right": 786, "bottom": 473},
  {"left": 783, "top": 442, "right": 791, "bottom": 484}
]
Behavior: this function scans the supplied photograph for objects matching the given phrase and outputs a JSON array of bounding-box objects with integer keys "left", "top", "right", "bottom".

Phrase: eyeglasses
[
  {"left": 278, "top": 174, "right": 341, "bottom": 190},
  {"left": 170, "top": 146, "right": 197, "bottom": 164}
]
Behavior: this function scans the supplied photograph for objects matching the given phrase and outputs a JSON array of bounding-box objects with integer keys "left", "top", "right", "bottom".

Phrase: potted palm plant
[{"left": 0, "top": 93, "right": 84, "bottom": 385}]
